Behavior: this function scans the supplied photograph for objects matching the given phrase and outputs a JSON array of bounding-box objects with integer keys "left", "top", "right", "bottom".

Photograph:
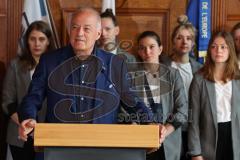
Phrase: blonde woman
[{"left": 160, "top": 15, "right": 202, "bottom": 160}]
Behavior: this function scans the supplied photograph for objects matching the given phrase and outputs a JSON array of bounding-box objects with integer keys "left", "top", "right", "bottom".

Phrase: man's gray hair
[{"left": 71, "top": 7, "right": 101, "bottom": 30}]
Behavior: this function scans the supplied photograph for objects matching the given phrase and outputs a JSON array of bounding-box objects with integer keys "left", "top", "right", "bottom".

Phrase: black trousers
[
  {"left": 146, "top": 146, "right": 165, "bottom": 160},
  {"left": 181, "top": 131, "right": 190, "bottom": 160},
  {"left": 216, "top": 121, "right": 233, "bottom": 160},
  {"left": 9, "top": 137, "right": 35, "bottom": 160}
]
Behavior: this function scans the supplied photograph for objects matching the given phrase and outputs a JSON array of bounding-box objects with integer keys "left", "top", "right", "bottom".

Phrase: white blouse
[
  {"left": 171, "top": 61, "right": 193, "bottom": 98},
  {"left": 215, "top": 81, "right": 232, "bottom": 123},
  {"left": 143, "top": 71, "right": 160, "bottom": 107},
  {"left": 30, "top": 68, "right": 35, "bottom": 80}
]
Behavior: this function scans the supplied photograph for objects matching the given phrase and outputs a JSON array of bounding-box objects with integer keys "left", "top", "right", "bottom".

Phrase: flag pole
[{"left": 45, "top": 0, "right": 61, "bottom": 48}]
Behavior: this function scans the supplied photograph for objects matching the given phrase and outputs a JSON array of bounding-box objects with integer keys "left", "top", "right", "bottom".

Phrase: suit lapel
[
  {"left": 134, "top": 71, "right": 145, "bottom": 99},
  {"left": 25, "top": 71, "right": 31, "bottom": 87},
  {"left": 159, "top": 65, "right": 171, "bottom": 95},
  {"left": 19, "top": 67, "right": 31, "bottom": 92},
  {"left": 205, "top": 80, "right": 218, "bottom": 129},
  {"left": 231, "top": 80, "right": 240, "bottom": 119},
  {"left": 190, "top": 58, "right": 200, "bottom": 73}
]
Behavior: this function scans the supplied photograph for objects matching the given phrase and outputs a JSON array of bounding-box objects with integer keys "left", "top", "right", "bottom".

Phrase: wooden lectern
[{"left": 34, "top": 123, "right": 159, "bottom": 160}]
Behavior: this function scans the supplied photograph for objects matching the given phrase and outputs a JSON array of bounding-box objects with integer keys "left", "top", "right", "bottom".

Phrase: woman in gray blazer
[
  {"left": 159, "top": 15, "right": 202, "bottom": 160},
  {"left": 188, "top": 31, "right": 240, "bottom": 160},
  {"left": 1, "top": 21, "right": 54, "bottom": 160},
  {"left": 133, "top": 31, "right": 188, "bottom": 160}
]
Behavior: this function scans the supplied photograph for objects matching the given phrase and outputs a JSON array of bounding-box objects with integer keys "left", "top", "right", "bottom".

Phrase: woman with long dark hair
[
  {"left": 1, "top": 20, "right": 54, "bottom": 160},
  {"left": 134, "top": 31, "right": 187, "bottom": 160}
]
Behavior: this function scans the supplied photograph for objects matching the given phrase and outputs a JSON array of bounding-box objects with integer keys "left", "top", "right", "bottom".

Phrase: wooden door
[{"left": 48, "top": 0, "right": 188, "bottom": 55}]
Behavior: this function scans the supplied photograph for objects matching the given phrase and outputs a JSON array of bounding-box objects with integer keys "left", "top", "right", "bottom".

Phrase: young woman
[
  {"left": 1, "top": 21, "right": 54, "bottom": 160},
  {"left": 188, "top": 31, "right": 240, "bottom": 160},
  {"left": 134, "top": 31, "right": 187, "bottom": 160},
  {"left": 231, "top": 22, "right": 240, "bottom": 65},
  {"left": 160, "top": 15, "right": 202, "bottom": 160},
  {"left": 161, "top": 15, "right": 202, "bottom": 99},
  {"left": 99, "top": 8, "right": 136, "bottom": 62}
]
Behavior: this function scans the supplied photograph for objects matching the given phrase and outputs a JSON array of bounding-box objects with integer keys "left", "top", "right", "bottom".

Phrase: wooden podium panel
[{"left": 34, "top": 123, "right": 159, "bottom": 148}]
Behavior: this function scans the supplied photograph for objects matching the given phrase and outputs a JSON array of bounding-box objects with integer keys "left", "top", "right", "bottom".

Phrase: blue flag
[{"left": 187, "top": 0, "right": 211, "bottom": 64}]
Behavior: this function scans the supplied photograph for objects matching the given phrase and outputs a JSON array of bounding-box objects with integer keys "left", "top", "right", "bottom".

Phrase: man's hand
[
  {"left": 18, "top": 119, "right": 36, "bottom": 141},
  {"left": 192, "top": 156, "right": 204, "bottom": 160},
  {"left": 147, "top": 147, "right": 159, "bottom": 154}
]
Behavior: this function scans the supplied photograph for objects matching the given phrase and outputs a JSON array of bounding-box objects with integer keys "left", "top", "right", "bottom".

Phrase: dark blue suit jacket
[{"left": 18, "top": 45, "right": 151, "bottom": 123}]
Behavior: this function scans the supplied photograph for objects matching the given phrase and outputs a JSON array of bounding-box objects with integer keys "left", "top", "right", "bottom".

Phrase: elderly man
[{"left": 18, "top": 7, "right": 152, "bottom": 141}]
